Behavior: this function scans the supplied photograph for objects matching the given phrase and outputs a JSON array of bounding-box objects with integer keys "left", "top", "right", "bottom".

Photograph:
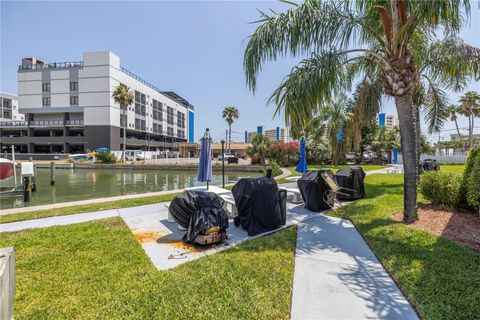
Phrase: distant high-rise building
[
  {"left": 245, "top": 126, "right": 292, "bottom": 143},
  {"left": 378, "top": 113, "right": 398, "bottom": 130}
]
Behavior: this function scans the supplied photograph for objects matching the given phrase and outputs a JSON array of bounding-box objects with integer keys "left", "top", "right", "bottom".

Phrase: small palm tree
[
  {"left": 112, "top": 84, "right": 134, "bottom": 163},
  {"left": 247, "top": 134, "right": 270, "bottom": 166},
  {"left": 447, "top": 104, "right": 465, "bottom": 151},
  {"left": 459, "top": 91, "right": 480, "bottom": 149},
  {"left": 222, "top": 106, "right": 240, "bottom": 153}
]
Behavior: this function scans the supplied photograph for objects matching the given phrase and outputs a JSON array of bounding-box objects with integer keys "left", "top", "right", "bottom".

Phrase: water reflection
[{"left": 0, "top": 168, "right": 260, "bottom": 209}]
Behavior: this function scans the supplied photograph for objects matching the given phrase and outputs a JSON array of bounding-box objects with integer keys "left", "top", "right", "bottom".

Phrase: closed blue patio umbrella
[
  {"left": 197, "top": 128, "right": 213, "bottom": 189},
  {"left": 295, "top": 137, "right": 308, "bottom": 175}
]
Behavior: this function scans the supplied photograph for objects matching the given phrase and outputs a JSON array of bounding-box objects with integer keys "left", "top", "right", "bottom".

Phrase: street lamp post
[{"left": 221, "top": 139, "right": 225, "bottom": 188}]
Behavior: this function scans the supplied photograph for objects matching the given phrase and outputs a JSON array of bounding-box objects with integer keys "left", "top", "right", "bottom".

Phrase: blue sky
[{"left": 1, "top": 1, "right": 479, "bottom": 143}]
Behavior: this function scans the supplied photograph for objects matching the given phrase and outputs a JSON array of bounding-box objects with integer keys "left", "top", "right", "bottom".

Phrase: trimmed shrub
[
  {"left": 96, "top": 152, "right": 117, "bottom": 164},
  {"left": 464, "top": 148, "right": 480, "bottom": 211},
  {"left": 263, "top": 160, "right": 283, "bottom": 178},
  {"left": 419, "top": 171, "right": 462, "bottom": 208}
]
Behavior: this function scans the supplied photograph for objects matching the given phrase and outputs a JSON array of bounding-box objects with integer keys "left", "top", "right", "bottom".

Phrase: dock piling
[{"left": 50, "top": 162, "right": 56, "bottom": 186}]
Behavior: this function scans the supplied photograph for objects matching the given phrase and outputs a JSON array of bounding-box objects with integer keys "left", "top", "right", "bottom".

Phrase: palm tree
[
  {"left": 247, "top": 134, "right": 270, "bottom": 166},
  {"left": 112, "top": 84, "right": 134, "bottom": 163},
  {"left": 447, "top": 104, "right": 465, "bottom": 151},
  {"left": 222, "top": 106, "right": 240, "bottom": 153},
  {"left": 244, "top": 0, "right": 472, "bottom": 223},
  {"left": 459, "top": 91, "right": 480, "bottom": 149}
]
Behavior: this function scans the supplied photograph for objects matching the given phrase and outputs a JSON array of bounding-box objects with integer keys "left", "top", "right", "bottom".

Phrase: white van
[{"left": 124, "top": 150, "right": 145, "bottom": 161}]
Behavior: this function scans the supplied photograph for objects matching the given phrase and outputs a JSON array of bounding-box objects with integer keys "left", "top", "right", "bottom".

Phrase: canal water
[{"left": 0, "top": 168, "right": 261, "bottom": 209}]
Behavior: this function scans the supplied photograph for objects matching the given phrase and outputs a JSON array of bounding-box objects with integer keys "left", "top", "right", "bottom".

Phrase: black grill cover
[
  {"left": 232, "top": 177, "right": 286, "bottom": 236},
  {"left": 334, "top": 167, "right": 366, "bottom": 200},
  {"left": 422, "top": 159, "right": 440, "bottom": 172},
  {"left": 297, "top": 169, "right": 334, "bottom": 211},
  {"left": 168, "top": 190, "right": 229, "bottom": 243}
]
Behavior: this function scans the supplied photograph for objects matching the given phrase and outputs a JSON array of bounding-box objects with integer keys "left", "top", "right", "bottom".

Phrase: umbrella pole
[{"left": 207, "top": 181, "right": 209, "bottom": 190}]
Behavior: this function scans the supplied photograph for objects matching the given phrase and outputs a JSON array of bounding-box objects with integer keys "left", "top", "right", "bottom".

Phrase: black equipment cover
[
  {"left": 232, "top": 177, "right": 286, "bottom": 236},
  {"left": 334, "top": 167, "right": 366, "bottom": 200},
  {"left": 168, "top": 190, "right": 229, "bottom": 243},
  {"left": 297, "top": 169, "right": 335, "bottom": 211},
  {"left": 421, "top": 159, "right": 440, "bottom": 172}
]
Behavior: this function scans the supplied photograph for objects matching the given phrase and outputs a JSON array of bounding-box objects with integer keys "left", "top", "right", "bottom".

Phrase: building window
[
  {"left": 177, "top": 111, "right": 185, "bottom": 128},
  {"left": 70, "top": 82, "right": 78, "bottom": 90},
  {"left": 3, "top": 99, "right": 11, "bottom": 108},
  {"left": 42, "top": 97, "right": 50, "bottom": 106},
  {"left": 167, "top": 126, "right": 174, "bottom": 136},
  {"left": 177, "top": 129, "right": 185, "bottom": 139},
  {"left": 70, "top": 96, "right": 78, "bottom": 105},
  {"left": 42, "top": 83, "right": 50, "bottom": 92},
  {"left": 3, "top": 111, "right": 11, "bottom": 119},
  {"left": 167, "top": 106, "right": 174, "bottom": 125},
  {"left": 152, "top": 100, "right": 163, "bottom": 121}
]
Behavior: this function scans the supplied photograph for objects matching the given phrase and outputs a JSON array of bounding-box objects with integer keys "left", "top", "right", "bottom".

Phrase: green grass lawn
[
  {"left": 328, "top": 169, "right": 479, "bottom": 319},
  {"left": 0, "top": 219, "right": 296, "bottom": 319}
]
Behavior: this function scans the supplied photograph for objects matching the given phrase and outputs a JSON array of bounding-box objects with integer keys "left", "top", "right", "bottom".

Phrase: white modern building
[
  {"left": 0, "top": 93, "right": 24, "bottom": 122},
  {"left": 0, "top": 51, "right": 195, "bottom": 154}
]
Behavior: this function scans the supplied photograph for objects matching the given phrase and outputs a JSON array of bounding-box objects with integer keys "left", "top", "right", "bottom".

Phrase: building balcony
[{"left": 0, "top": 135, "right": 87, "bottom": 144}]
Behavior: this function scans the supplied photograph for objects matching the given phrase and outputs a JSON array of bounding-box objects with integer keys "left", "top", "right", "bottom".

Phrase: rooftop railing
[
  {"left": 120, "top": 67, "right": 164, "bottom": 95},
  {"left": 19, "top": 61, "right": 84, "bottom": 71},
  {"left": 65, "top": 120, "right": 84, "bottom": 126}
]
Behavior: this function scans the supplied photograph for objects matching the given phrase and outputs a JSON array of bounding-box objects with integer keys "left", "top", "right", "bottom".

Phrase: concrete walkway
[{"left": 291, "top": 215, "right": 418, "bottom": 320}]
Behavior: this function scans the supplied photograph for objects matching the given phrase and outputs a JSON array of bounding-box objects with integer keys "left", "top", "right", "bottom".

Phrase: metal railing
[
  {"left": 19, "top": 61, "right": 83, "bottom": 71},
  {"left": 120, "top": 67, "right": 164, "bottom": 94},
  {"left": 65, "top": 120, "right": 84, "bottom": 125},
  {"left": 30, "top": 120, "right": 64, "bottom": 126},
  {"left": 0, "top": 121, "right": 28, "bottom": 127}
]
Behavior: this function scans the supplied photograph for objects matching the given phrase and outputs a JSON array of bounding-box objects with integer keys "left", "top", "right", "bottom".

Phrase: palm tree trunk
[
  {"left": 469, "top": 115, "right": 473, "bottom": 150},
  {"left": 228, "top": 124, "right": 232, "bottom": 154},
  {"left": 415, "top": 105, "right": 421, "bottom": 183},
  {"left": 395, "top": 95, "right": 418, "bottom": 223},
  {"left": 123, "top": 107, "right": 126, "bottom": 163},
  {"left": 454, "top": 118, "right": 464, "bottom": 153}
]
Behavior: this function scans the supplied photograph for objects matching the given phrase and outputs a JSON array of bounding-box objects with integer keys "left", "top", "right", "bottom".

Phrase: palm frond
[{"left": 423, "top": 80, "right": 449, "bottom": 134}]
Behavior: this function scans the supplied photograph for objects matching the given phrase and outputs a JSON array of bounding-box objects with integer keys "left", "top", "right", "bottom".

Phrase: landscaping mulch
[{"left": 394, "top": 203, "right": 480, "bottom": 253}]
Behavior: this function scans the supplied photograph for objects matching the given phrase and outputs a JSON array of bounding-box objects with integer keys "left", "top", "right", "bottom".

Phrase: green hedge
[
  {"left": 464, "top": 148, "right": 480, "bottom": 211},
  {"left": 420, "top": 147, "right": 479, "bottom": 211},
  {"left": 96, "top": 152, "right": 117, "bottom": 164},
  {"left": 419, "top": 171, "right": 462, "bottom": 208}
]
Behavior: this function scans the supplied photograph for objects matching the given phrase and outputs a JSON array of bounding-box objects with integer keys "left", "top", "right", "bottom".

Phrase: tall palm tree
[
  {"left": 222, "top": 106, "right": 240, "bottom": 153},
  {"left": 459, "top": 91, "right": 480, "bottom": 149},
  {"left": 244, "top": 0, "right": 472, "bottom": 223},
  {"left": 112, "top": 84, "right": 134, "bottom": 163},
  {"left": 447, "top": 104, "right": 465, "bottom": 151}
]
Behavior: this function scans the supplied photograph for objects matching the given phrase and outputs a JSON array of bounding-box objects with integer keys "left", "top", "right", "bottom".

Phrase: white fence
[
  {"left": 396, "top": 154, "right": 467, "bottom": 164},
  {"left": 0, "top": 247, "right": 15, "bottom": 320}
]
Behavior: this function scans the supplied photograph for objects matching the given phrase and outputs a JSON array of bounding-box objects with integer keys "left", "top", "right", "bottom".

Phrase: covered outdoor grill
[
  {"left": 232, "top": 176, "right": 287, "bottom": 236},
  {"left": 168, "top": 190, "right": 229, "bottom": 245},
  {"left": 334, "top": 167, "right": 366, "bottom": 200},
  {"left": 421, "top": 159, "right": 440, "bottom": 172},
  {"left": 297, "top": 169, "right": 335, "bottom": 211}
]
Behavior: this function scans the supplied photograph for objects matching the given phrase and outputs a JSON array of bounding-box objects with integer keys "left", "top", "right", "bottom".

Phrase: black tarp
[
  {"left": 232, "top": 177, "right": 286, "bottom": 236},
  {"left": 168, "top": 190, "right": 229, "bottom": 243},
  {"left": 334, "top": 167, "right": 366, "bottom": 200},
  {"left": 297, "top": 169, "right": 334, "bottom": 211}
]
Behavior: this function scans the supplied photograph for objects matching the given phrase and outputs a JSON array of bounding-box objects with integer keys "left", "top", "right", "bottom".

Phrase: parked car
[
  {"left": 124, "top": 150, "right": 145, "bottom": 161},
  {"left": 68, "top": 154, "right": 92, "bottom": 161},
  {"left": 217, "top": 153, "right": 235, "bottom": 161}
]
